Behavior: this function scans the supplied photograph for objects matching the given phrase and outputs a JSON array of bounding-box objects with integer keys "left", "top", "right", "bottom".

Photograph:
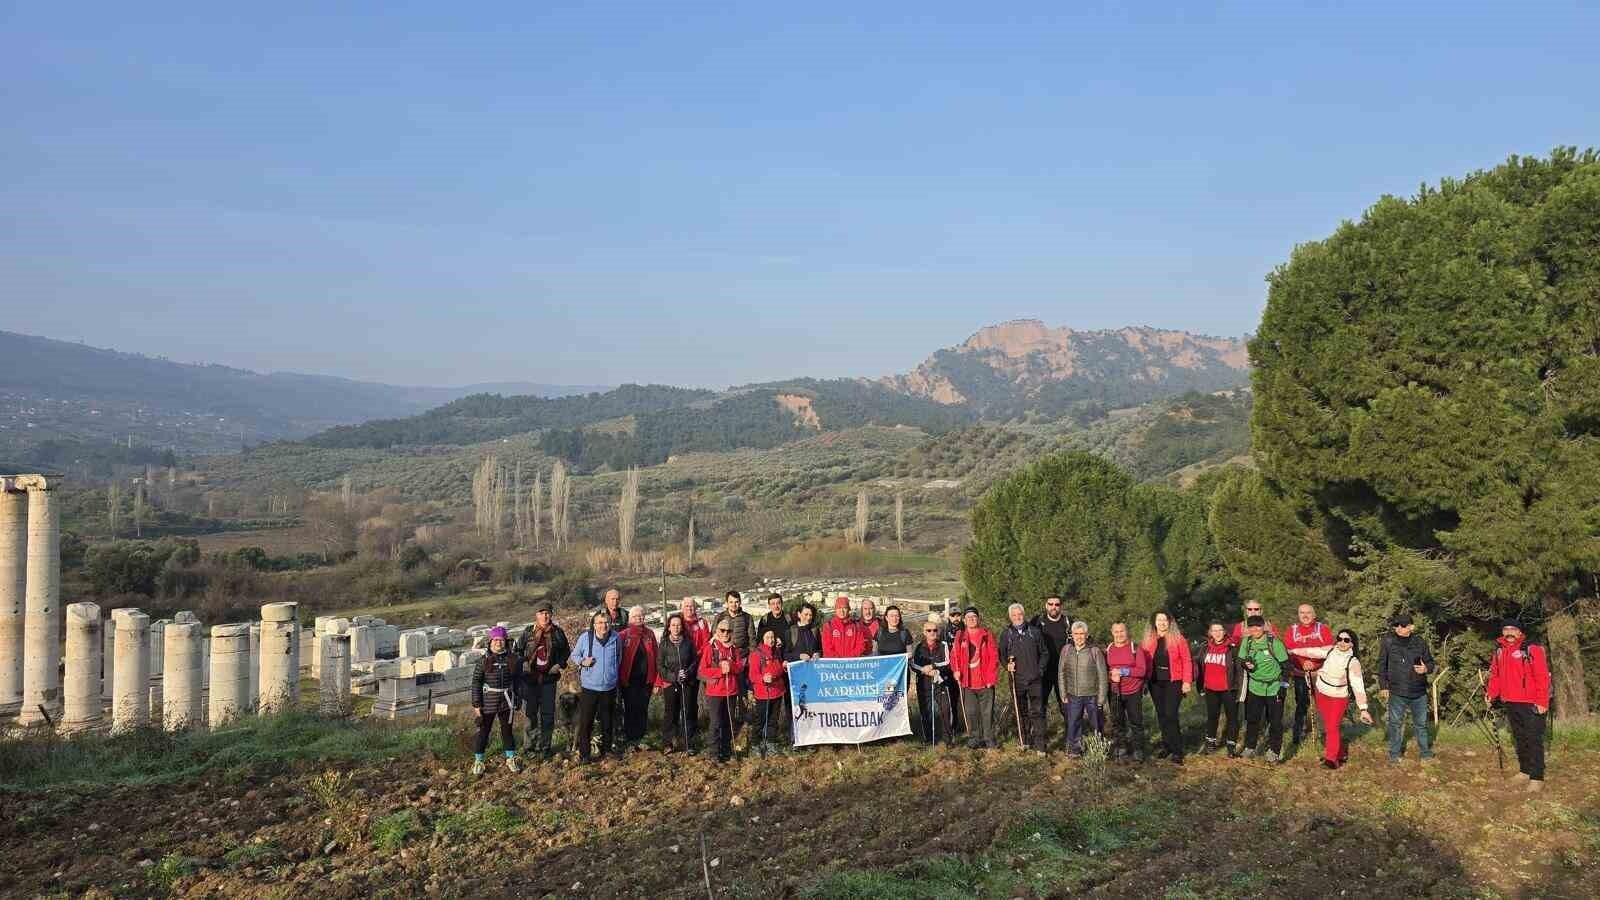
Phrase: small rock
[
  {"left": 710, "top": 857, "right": 721, "bottom": 868},
  {"left": 137, "top": 859, "right": 154, "bottom": 868},
  {"left": 668, "top": 844, "right": 680, "bottom": 854},
  {"left": 87, "top": 823, "right": 101, "bottom": 832},
  {"left": 750, "top": 816, "right": 760, "bottom": 823},
  {"left": 323, "top": 840, "right": 338, "bottom": 855},
  {"left": 571, "top": 882, "right": 583, "bottom": 891},
  {"left": 729, "top": 796, "right": 745, "bottom": 807}
]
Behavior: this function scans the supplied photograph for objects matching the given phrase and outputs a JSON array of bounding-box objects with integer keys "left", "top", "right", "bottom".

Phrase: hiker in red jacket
[
  {"left": 1140, "top": 611, "right": 1192, "bottom": 764},
  {"left": 1283, "top": 603, "right": 1335, "bottom": 745},
  {"left": 700, "top": 621, "right": 745, "bottom": 762},
  {"left": 858, "top": 598, "right": 884, "bottom": 641},
  {"left": 618, "top": 606, "right": 659, "bottom": 749},
  {"left": 681, "top": 596, "right": 712, "bottom": 660},
  {"left": 748, "top": 628, "right": 788, "bottom": 755},
  {"left": 1486, "top": 618, "right": 1552, "bottom": 792},
  {"left": 822, "top": 597, "right": 869, "bottom": 658},
  {"left": 951, "top": 607, "right": 999, "bottom": 749},
  {"left": 1105, "top": 622, "right": 1150, "bottom": 762}
]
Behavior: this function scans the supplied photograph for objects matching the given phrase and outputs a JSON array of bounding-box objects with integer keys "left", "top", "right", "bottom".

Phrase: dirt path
[{"left": 3, "top": 735, "right": 1595, "bottom": 898}]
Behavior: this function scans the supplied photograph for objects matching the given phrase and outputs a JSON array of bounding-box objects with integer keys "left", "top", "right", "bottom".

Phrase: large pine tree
[{"left": 1251, "top": 148, "right": 1600, "bottom": 717}]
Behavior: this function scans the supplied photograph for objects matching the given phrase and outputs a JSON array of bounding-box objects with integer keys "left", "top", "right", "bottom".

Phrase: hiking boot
[
  {"left": 1226, "top": 743, "right": 1242, "bottom": 759},
  {"left": 505, "top": 756, "right": 522, "bottom": 774},
  {"left": 1526, "top": 779, "right": 1544, "bottom": 793},
  {"left": 1512, "top": 772, "right": 1531, "bottom": 782},
  {"left": 1320, "top": 759, "right": 1338, "bottom": 770},
  {"left": 471, "top": 758, "right": 485, "bottom": 777},
  {"left": 1154, "top": 746, "right": 1170, "bottom": 760},
  {"left": 1200, "top": 739, "right": 1218, "bottom": 756},
  {"left": 1265, "top": 750, "right": 1282, "bottom": 764},
  {"left": 1240, "top": 747, "right": 1256, "bottom": 759}
]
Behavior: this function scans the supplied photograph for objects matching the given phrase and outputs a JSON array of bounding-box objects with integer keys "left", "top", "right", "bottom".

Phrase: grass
[
  {"left": 800, "top": 797, "right": 1175, "bottom": 899},
  {"left": 371, "top": 810, "right": 423, "bottom": 853},
  {"left": 222, "top": 841, "right": 280, "bottom": 868},
  {"left": 146, "top": 853, "right": 195, "bottom": 893},
  {"left": 0, "top": 711, "right": 454, "bottom": 792},
  {"left": 434, "top": 803, "right": 522, "bottom": 840}
]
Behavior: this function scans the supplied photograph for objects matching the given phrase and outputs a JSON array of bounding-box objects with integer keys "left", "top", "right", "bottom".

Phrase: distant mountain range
[
  {"left": 0, "top": 321, "right": 1251, "bottom": 468},
  {"left": 300, "top": 319, "right": 1250, "bottom": 471},
  {"left": 882, "top": 319, "right": 1249, "bottom": 418},
  {"left": 0, "top": 330, "right": 607, "bottom": 455}
]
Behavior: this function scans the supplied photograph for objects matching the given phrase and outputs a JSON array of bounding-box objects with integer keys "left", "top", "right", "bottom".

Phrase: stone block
[{"left": 399, "top": 630, "right": 430, "bottom": 658}]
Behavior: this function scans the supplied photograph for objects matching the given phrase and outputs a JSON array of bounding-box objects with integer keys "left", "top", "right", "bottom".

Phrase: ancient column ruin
[
  {"left": 0, "top": 486, "right": 25, "bottom": 716},
  {"left": 17, "top": 475, "right": 61, "bottom": 726},
  {"left": 62, "top": 601, "right": 103, "bottom": 734},
  {"left": 208, "top": 623, "right": 252, "bottom": 727},
  {"left": 258, "top": 602, "right": 299, "bottom": 715},
  {"left": 318, "top": 633, "right": 351, "bottom": 716},
  {"left": 248, "top": 622, "right": 261, "bottom": 707},
  {"left": 111, "top": 608, "right": 151, "bottom": 733},
  {"left": 163, "top": 621, "right": 204, "bottom": 731}
]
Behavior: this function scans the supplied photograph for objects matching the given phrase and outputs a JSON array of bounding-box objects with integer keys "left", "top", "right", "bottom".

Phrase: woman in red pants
[{"left": 1292, "top": 627, "right": 1373, "bottom": 768}]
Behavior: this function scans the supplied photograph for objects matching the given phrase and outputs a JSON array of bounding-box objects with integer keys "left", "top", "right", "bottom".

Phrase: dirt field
[{"left": 3, "top": 713, "right": 1595, "bottom": 899}]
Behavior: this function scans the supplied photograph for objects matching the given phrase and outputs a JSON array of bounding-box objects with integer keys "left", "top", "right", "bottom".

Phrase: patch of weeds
[
  {"left": 371, "top": 810, "right": 422, "bottom": 853},
  {"left": 145, "top": 854, "right": 195, "bottom": 893},
  {"left": 222, "top": 841, "right": 279, "bottom": 868},
  {"left": 434, "top": 803, "right": 521, "bottom": 840},
  {"left": 1163, "top": 879, "right": 1206, "bottom": 900},
  {"left": 307, "top": 770, "right": 362, "bottom": 849}
]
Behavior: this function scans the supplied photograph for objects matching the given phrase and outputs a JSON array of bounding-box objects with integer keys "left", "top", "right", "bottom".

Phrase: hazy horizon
[{"left": 5, "top": 3, "right": 1596, "bottom": 387}]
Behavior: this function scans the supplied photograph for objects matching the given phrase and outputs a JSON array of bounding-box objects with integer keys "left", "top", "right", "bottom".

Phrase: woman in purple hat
[{"left": 471, "top": 626, "right": 524, "bottom": 776}]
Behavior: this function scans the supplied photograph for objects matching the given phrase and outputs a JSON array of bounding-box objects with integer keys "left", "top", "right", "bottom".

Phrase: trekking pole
[
  {"left": 1009, "top": 658, "right": 1025, "bottom": 749},
  {"left": 679, "top": 674, "right": 690, "bottom": 753}
]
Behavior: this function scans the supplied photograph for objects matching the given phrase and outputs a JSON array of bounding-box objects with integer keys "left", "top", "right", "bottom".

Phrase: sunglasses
[
  {"left": 1245, "top": 608, "right": 1262, "bottom": 613},
  {"left": 716, "top": 628, "right": 730, "bottom": 634},
  {"left": 1337, "top": 636, "right": 1353, "bottom": 644}
]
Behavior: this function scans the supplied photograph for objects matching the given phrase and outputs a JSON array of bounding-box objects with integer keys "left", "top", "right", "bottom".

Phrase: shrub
[
  {"left": 433, "top": 803, "right": 520, "bottom": 840},
  {"left": 371, "top": 810, "right": 422, "bottom": 853}
]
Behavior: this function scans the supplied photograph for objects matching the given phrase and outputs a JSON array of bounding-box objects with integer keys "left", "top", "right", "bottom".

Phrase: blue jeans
[
  {"left": 1065, "top": 695, "right": 1102, "bottom": 754},
  {"left": 1386, "top": 693, "right": 1433, "bottom": 759}
]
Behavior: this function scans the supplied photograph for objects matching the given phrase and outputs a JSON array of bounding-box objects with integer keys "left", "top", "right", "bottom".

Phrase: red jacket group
[
  {"left": 1486, "top": 636, "right": 1551, "bottom": 706},
  {"left": 951, "top": 627, "right": 999, "bottom": 690},
  {"left": 699, "top": 641, "right": 745, "bottom": 698},
  {"left": 748, "top": 643, "right": 788, "bottom": 700}
]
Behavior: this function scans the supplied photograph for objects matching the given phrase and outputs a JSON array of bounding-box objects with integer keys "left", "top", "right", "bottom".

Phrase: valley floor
[{"left": 3, "top": 713, "right": 1596, "bottom": 899}]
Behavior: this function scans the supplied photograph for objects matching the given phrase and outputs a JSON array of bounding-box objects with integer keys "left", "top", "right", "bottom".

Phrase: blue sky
[{"left": 3, "top": 2, "right": 1596, "bottom": 388}]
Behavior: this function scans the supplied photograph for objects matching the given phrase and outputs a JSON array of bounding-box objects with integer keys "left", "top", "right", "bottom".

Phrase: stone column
[
  {"left": 163, "top": 621, "right": 204, "bottom": 731},
  {"left": 148, "top": 619, "right": 167, "bottom": 720},
  {"left": 208, "top": 623, "right": 252, "bottom": 727},
  {"left": 61, "top": 602, "right": 103, "bottom": 734},
  {"left": 0, "top": 487, "right": 26, "bottom": 716},
  {"left": 248, "top": 623, "right": 261, "bottom": 707},
  {"left": 101, "top": 622, "right": 116, "bottom": 701},
  {"left": 18, "top": 479, "right": 61, "bottom": 726},
  {"left": 111, "top": 609, "right": 151, "bottom": 733},
  {"left": 318, "top": 633, "right": 351, "bottom": 716},
  {"left": 258, "top": 602, "right": 298, "bottom": 715}
]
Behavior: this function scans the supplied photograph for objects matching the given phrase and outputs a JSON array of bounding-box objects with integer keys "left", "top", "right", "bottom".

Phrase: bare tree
[
  {"left": 531, "top": 469, "right": 543, "bottom": 550},
  {"left": 341, "top": 474, "right": 353, "bottom": 511},
  {"left": 471, "top": 455, "right": 506, "bottom": 546},
  {"left": 852, "top": 490, "right": 869, "bottom": 546},
  {"left": 549, "top": 461, "right": 570, "bottom": 550},
  {"left": 512, "top": 461, "right": 525, "bottom": 546},
  {"left": 133, "top": 480, "right": 145, "bottom": 538},
  {"left": 686, "top": 509, "right": 696, "bottom": 570},
  {"left": 895, "top": 492, "right": 905, "bottom": 548},
  {"left": 618, "top": 466, "right": 640, "bottom": 557},
  {"left": 107, "top": 483, "right": 121, "bottom": 535}
]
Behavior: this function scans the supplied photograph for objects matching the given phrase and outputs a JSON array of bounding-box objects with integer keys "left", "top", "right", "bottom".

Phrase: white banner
[{"left": 787, "top": 656, "right": 911, "bottom": 746}]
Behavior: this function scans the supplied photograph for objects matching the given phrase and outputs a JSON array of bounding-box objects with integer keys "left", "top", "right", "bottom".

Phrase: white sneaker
[
  {"left": 1526, "top": 779, "right": 1544, "bottom": 793},
  {"left": 505, "top": 756, "right": 522, "bottom": 774},
  {"left": 471, "top": 758, "right": 485, "bottom": 777},
  {"left": 1511, "top": 772, "right": 1530, "bottom": 782}
]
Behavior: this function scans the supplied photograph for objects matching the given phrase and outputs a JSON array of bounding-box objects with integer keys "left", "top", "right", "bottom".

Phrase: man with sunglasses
[
  {"left": 1228, "top": 601, "right": 1278, "bottom": 647},
  {"left": 699, "top": 620, "right": 745, "bottom": 762},
  {"left": 1031, "top": 597, "right": 1070, "bottom": 742}
]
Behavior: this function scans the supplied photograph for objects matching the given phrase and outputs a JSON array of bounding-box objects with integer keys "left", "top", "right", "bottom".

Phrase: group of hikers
[{"left": 469, "top": 589, "right": 1554, "bottom": 791}]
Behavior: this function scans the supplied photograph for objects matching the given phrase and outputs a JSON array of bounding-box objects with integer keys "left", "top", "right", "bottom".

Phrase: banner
[{"left": 787, "top": 656, "right": 911, "bottom": 746}]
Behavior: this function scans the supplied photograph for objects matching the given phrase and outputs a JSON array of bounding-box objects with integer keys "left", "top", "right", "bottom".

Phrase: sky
[{"left": 3, "top": 2, "right": 1597, "bottom": 389}]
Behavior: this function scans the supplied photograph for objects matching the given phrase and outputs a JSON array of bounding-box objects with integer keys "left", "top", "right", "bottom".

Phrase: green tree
[
  {"left": 963, "top": 451, "right": 1236, "bottom": 634},
  {"left": 1251, "top": 148, "right": 1600, "bottom": 717},
  {"left": 1206, "top": 467, "right": 1345, "bottom": 620}
]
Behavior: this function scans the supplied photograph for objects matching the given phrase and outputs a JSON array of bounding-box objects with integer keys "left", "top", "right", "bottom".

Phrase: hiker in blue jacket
[{"left": 572, "top": 611, "right": 622, "bottom": 764}]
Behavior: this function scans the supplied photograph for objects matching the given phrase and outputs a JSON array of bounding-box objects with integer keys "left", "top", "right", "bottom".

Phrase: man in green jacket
[{"left": 1238, "top": 615, "right": 1289, "bottom": 763}]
